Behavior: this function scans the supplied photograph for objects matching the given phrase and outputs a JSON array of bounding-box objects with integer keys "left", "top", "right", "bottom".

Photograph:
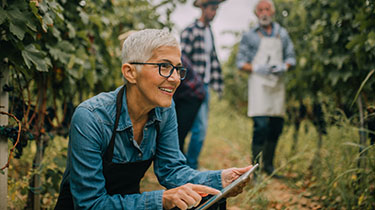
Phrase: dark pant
[
  {"left": 174, "top": 97, "right": 203, "bottom": 153},
  {"left": 252, "top": 116, "right": 284, "bottom": 173}
]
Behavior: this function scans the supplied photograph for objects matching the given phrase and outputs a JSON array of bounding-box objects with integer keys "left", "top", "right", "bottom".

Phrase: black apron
[
  {"left": 55, "top": 85, "right": 226, "bottom": 209},
  {"left": 55, "top": 86, "right": 156, "bottom": 209}
]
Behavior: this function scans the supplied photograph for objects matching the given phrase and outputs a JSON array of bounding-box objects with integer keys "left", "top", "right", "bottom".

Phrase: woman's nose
[{"left": 167, "top": 69, "right": 180, "bottom": 82}]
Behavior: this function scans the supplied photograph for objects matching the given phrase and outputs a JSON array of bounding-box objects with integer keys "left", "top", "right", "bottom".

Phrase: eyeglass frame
[{"left": 129, "top": 62, "right": 187, "bottom": 80}]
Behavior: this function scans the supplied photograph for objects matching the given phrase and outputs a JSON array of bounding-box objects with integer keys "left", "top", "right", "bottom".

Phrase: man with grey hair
[
  {"left": 55, "top": 29, "right": 254, "bottom": 210},
  {"left": 236, "top": 0, "right": 296, "bottom": 176}
]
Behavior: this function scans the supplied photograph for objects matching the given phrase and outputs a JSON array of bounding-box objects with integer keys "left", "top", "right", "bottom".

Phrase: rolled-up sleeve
[
  {"left": 236, "top": 31, "right": 259, "bottom": 69},
  {"left": 69, "top": 107, "right": 164, "bottom": 210}
]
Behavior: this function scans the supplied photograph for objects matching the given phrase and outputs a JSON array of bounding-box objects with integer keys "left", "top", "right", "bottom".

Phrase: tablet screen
[{"left": 196, "top": 163, "right": 259, "bottom": 210}]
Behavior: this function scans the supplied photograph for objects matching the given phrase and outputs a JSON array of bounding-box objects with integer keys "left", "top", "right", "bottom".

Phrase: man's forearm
[{"left": 240, "top": 63, "right": 253, "bottom": 73}]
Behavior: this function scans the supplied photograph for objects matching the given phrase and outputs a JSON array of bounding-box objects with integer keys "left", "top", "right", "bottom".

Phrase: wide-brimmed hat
[{"left": 193, "top": 0, "right": 226, "bottom": 7}]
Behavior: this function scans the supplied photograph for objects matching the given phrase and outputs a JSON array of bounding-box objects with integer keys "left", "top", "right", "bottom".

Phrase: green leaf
[
  {"left": 9, "top": 22, "right": 26, "bottom": 40},
  {"left": 67, "top": 22, "right": 76, "bottom": 38},
  {"left": 79, "top": 10, "right": 89, "bottom": 25},
  {"left": 29, "top": 1, "right": 43, "bottom": 24},
  {"left": 47, "top": 45, "right": 70, "bottom": 64},
  {"left": 38, "top": 1, "right": 49, "bottom": 13},
  {"left": 25, "top": 16, "right": 37, "bottom": 32},
  {"left": 48, "top": 1, "right": 65, "bottom": 22},
  {"left": 67, "top": 54, "right": 76, "bottom": 69},
  {"left": 43, "top": 13, "right": 53, "bottom": 26},
  {"left": 7, "top": 8, "right": 28, "bottom": 22},
  {"left": 90, "top": 14, "right": 102, "bottom": 30},
  {"left": 0, "top": 7, "right": 6, "bottom": 25},
  {"left": 366, "top": 31, "right": 375, "bottom": 48},
  {"left": 52, "top": 27, "right": 61, "bottom": 39},
  {"left": 29, "top": 1, "right": 39, "bottom": 15},
  {"left": 346, "top": 34, "right": 366, "bottom": 50},
  {"left": 330, "top": 11, "right": 339, "bottom": 24},
  {"left": 58, "top": 41, "right": 75, "bottom": 52},
  {"left": 21, "top": 44, "right": 52, "bottom": 72}
]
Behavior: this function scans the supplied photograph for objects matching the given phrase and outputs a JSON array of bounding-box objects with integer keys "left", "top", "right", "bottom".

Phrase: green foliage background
[{"left": 1, "top": 0, "right": 375, "bottom": 209}]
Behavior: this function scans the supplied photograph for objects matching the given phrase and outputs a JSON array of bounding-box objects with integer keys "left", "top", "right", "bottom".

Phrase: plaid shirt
[
  {"left": 180, "top": 20, "right": 224, "bottom": 95},
  {"left": 173, "top": 54, "right": 206, "bottom": 100}
]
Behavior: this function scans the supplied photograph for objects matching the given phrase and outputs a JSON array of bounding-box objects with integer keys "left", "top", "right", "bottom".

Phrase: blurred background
[{"left": 0, "top": 0, "right": 374, "bottom": 209}]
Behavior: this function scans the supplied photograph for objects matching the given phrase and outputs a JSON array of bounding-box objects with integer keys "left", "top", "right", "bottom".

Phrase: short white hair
[
  {"left": 254, "top": 0, "right": 275, "bottom": 14},
  {"left": 121, "top": 29, "right": 180, "bottom": 65}
]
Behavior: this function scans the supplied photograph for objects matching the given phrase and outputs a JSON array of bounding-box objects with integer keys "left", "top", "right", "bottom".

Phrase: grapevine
[{"left": 0, "top": 111, "right": 22, "bottom": 170}]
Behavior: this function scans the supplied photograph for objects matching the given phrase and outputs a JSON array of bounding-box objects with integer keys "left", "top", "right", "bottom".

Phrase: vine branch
[{"left": 0, "top": 111, "right": 22, "bottom": 170}]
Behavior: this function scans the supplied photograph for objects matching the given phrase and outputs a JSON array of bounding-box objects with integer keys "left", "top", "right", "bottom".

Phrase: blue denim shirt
[
  {"left": 236, "top": 22, "right": 296, "bottom": 69},
  {"left": 59, "top": 86, "right": 223, "bottom": 210}
]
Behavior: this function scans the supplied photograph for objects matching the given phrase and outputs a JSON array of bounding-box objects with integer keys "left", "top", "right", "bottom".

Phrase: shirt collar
[
  {"left": 195, "top": 19, "right": 210, "bottom": 29},
  {"left": 116, "top": 86, "right": 162, "bottom": 131},
  {"left": 253, "top": 22, "right": 280, "bottom": 37}
]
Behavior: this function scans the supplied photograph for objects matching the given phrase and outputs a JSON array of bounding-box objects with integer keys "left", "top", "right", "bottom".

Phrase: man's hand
[
  {"left": 162, "top": 183, "right": 220, "bottom": 210},
  {"left": 271, "top": 63, "right": 288, "bottom": 75},
  {"left": 252, "top": 64, "right": 272, "bottom": 75},
  {"left": 221, "top": 165, "right": 253, "bottom": 198}
]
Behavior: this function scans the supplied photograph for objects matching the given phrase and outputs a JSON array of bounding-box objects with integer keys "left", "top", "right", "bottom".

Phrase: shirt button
[
  {"left": 138, "top": 153, "right": 142, "bottom": 157},
  {"left": 144, "top": 128, "right": 148, "bottom": 131}
]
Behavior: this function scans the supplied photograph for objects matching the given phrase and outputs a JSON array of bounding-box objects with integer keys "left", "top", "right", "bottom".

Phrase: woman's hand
[
  {"left": 162, "top": 183, "right": 220, "bottom": 210},
  {"left": 221, "top": 165, "right": 253, "bottom": 197}
]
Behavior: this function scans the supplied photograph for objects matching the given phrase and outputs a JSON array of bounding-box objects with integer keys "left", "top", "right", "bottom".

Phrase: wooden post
[
  {"left": 0, "top": 66, "right": 9, "bottom": 210},
  {"left": 33, "top": 136, "right": 44, "bottom": 210}
]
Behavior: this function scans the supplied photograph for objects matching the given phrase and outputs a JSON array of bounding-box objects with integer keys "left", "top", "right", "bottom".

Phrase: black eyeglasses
[{"left": 130, "top": 62, "right": 187, "bottom": 80}]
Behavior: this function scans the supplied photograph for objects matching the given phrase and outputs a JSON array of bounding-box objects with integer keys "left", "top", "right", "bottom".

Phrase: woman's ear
[{"left": 122, "top": 63, "right": 137, "bottom": 84}]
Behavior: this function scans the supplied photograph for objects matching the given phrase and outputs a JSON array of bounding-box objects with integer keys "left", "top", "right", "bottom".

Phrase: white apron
[{"left": 248, "top": 33, "right": 285, "bottom": 117}]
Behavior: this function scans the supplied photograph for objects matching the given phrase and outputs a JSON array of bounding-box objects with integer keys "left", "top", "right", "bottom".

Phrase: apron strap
[
  {"left": 104, "top": 85, "right": 161, "bottom": 162},
  {"left": 104, "top": 85, "right": 126, "bottom": 161}
]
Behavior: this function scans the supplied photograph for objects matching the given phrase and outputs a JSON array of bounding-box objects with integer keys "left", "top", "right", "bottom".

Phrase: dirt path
[{"left": 262, "top": 178, "right": 322, "bottom": 210}]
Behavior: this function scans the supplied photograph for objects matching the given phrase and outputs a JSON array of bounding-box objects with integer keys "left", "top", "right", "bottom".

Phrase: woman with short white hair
[{"left": 55, "top": 29, "right": 254, "bottom": 210}]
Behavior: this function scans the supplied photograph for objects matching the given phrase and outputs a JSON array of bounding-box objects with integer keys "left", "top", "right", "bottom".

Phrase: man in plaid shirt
[
  {"left": 173, "top": 54, "right": 206, "bottom": 154},
  {"left": 179, "top": 0, "right": 225, "bottom": 170}
]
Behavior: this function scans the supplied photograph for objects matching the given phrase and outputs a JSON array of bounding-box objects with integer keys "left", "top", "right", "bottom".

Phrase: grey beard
[{"left": 259, "top": 15, "right": 272, "bottom": 26}]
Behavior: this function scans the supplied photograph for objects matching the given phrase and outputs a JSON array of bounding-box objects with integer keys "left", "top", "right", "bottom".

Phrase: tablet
[{"left": 196, "top": 163, "right": 259, "bottom": 210}]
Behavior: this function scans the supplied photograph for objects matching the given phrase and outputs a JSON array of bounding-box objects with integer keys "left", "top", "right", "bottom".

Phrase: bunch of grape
[{"left": 0, "top": 126, "right": 34, "bottom": 158}]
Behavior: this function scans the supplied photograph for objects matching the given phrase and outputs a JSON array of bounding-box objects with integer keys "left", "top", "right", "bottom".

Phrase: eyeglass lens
[{"left": 159, "top": 63, "right": 186, "bottom": 79}]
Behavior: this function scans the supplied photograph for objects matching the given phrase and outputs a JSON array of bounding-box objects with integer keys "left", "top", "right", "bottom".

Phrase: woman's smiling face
[{"left": 135, "top": 46, "right": 182, "bottom": 108}]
